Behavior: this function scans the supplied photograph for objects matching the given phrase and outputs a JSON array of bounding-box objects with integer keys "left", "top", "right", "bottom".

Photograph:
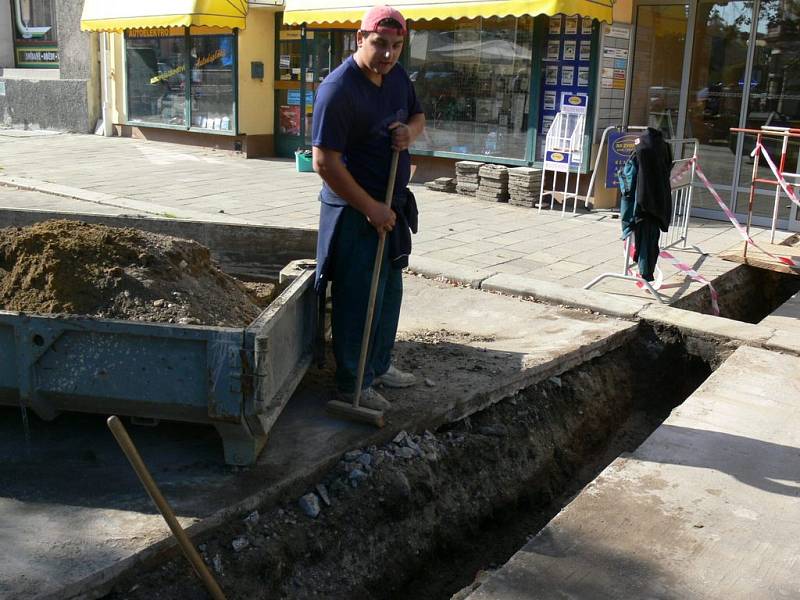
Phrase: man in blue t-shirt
[{"left": 312, "top": 5, "right": 425, "bottom": 411}]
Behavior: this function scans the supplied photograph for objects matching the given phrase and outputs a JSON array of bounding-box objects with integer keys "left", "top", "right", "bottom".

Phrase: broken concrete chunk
[
  {"left": 212, "top": 553, "right": 224, "bottom": 575},
  {"left": 393, "top": 431, "right": 409, "bottom": 445},
  {"left": 243, "top": 510, "right": 259, "bottom": 526},
  {"left": 396, "top": 446, "right": 416, "bottom": 459},
  {"left": 298, "top": 493, "right": 321, "bottom": 518},
  {"left": 231, "top": 536, "right": 250, "bottom": 552},
  {"left": 153, "top": 299, "right": 166, "bottom": 308},
  {"left": 315, "top": 483, "right": 331, "bottom": 507},
  {"left": 424, "top": 377, "right": 436, "bottom": 387},
  {"left": 344, "top": 450, "right": 362, "bottom": 462},
  {"left": 356, "top": 453, "right": 372, "bottom": 467},
  {"left": 348, "top": 469, "right": 368, "bottom": 487}
]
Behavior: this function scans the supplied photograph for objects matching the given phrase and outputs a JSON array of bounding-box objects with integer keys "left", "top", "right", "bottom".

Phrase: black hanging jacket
[{"left": 634, "top": 127, "right": 673, "bottom": 232}]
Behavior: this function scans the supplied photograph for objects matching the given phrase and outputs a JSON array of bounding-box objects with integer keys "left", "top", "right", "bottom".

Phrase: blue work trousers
[{"left": 330, "top": 206, "right": 403, "bottom": 392}]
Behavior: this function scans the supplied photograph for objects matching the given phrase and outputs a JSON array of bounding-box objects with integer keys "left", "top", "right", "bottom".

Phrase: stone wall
[{"left": 0, "top": 0, "right": 100, "bottom": 132}]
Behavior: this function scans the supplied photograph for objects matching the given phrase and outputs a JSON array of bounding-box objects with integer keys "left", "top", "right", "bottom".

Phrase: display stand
[{"left": 538, "top": 95, "right": 587, "bottom": 215}]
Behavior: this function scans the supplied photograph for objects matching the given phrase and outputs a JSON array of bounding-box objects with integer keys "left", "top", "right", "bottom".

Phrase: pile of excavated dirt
[{"left": 0, "top": 220, "right": 272, "bottom": 327}]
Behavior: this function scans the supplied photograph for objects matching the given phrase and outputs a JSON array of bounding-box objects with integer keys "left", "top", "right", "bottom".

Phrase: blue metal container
[{"left": 0, "top": 268, "right": 317, "bottom": 465}]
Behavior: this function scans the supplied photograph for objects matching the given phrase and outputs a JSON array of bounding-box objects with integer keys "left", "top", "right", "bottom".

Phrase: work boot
[
  {"left": 337, "top": 387, "right": 391, "bottom": 411},
  {"left": 374, "top": 365, "right": 417, "bottom": 389}
]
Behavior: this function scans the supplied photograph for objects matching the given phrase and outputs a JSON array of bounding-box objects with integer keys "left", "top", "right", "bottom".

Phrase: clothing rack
[{"left": 583, "top": 127, "right": 702, "bottom": 301}]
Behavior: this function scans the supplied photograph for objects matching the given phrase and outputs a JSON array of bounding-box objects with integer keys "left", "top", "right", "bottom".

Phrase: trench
[
  {"left": 106, "top": 322, "right": 718, "bottom": 600},
  {"left": 673, "top": 263, "right": 800, "bottom": 323}
]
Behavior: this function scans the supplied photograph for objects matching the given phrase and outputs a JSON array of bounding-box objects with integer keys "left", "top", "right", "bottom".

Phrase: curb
[
  {"left": 408, "top": 256, "right": 649, "bottom": 320},
  {"left": 0, "top": 175, "right": 257, "bottom": 225}
]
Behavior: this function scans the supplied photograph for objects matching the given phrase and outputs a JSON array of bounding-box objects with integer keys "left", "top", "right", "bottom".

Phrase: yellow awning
[
  {"left": 80, "top": 0, "right": 248, "bottom": 32},
  {"left": 282, "top": 0, "right": 614, "bottom": 27}
]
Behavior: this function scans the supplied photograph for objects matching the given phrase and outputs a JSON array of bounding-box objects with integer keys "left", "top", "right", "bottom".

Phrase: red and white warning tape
[
  {"left": 755, "top": 142, "right": 800, "bottom": 208},
  {"left": 620, "top": 146, "right": 800, "bottom": 316},
  {"left": 691, "top": 157, "right": 799, "bottom": 268},
  {"left": 625, "top": 237, "right": 720, "bottom": 316}
]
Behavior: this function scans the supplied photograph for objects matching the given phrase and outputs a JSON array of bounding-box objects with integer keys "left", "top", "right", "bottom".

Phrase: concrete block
[
  {"left": 481, "top": 273, "right": 648, "bottom": 319},
  {"left": 408, "top": 255, "right": 496, "bottom": 289},
  {"left": 639, "top": 304, "right": 775, "bottom": 344}
]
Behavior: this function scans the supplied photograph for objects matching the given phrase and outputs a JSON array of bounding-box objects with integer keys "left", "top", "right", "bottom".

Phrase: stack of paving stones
[
  {"left": 455, "top": 161, "right": 481, "bottom": 196},
  {"left": 507, "top": 167, "right": 543, "bottom": 208},
  {"left": 424, "top": 177, "right": 456, "bottom": 193},
  {"left": 476, "top": 164, "right": 509, "bottom": 203}
]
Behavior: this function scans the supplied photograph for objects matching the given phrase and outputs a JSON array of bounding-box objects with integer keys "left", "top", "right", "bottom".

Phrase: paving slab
[
  {"left": 467, "top": 345, "right": 800, "bottom": 600},
  {"left": 482, "top": 272, "right": 650, "bottom": 319},
  {"left": 761, "top": 291, "right": 800, "bottom": 356},
  {"left": 0, "top": 275, "right": 636, "bottom": 600}
]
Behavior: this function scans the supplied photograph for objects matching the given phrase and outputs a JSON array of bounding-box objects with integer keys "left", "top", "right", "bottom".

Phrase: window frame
[
  {"left": 11, "top": 0, "right": 60, "bottom": 69},
  {"left": 123, "top": 27, "right": 239, "bottom": 136}
]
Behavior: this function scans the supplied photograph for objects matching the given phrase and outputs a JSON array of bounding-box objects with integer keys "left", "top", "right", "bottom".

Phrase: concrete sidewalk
[{"left": 0, "top": 130, "right": 791, "bottom": 305}]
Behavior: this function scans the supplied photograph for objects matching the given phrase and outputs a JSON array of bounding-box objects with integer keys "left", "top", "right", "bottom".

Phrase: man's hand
[
  {"left": 389, "top": 122, "right": 411, "bottom": 151},
  {"left": 366, "top": 201, "right": 396, "bottom": 234}
]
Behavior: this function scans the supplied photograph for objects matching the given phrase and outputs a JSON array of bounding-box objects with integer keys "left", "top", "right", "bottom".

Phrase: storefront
[
  {"left": 1, "top": 0, "right": 98, "bottom": 132},
  {"left": 80, "top": 0, "right": 282, "bottom": 157},
  {"left": 628, "top": 0, "right": 800, "bottom": 230},
  {"left": 279, "top": 0, "right": 615, "bottom": 175}
]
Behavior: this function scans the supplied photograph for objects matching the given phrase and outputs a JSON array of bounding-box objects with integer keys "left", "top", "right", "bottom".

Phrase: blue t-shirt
[{"left": 312, "top": 56, "right": 423, "bottom": 206}]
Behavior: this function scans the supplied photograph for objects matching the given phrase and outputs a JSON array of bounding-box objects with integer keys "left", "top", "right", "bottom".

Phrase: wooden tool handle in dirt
[
  {"left": 106, "top": 416, "right": 227, "bottom": 600},
  {"left": 353, "top": 150, "right": 400, "bottom": 408}
]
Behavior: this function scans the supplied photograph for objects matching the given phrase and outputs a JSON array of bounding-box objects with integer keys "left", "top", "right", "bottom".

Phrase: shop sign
[
  {"left": 606, "top": 131, "right": 637, "bottom": 188},
  {"left": 546, "top": 150, "right": 572, "bottom": 172},
  {"left": 561, "top": 94, "right": 587, "bottom": 113},
  {"left": 15, "top": 45, "right": 58, "bottom": 67},
  {"left": 604, "top": 25, "right": 630, "bottom": 39}
]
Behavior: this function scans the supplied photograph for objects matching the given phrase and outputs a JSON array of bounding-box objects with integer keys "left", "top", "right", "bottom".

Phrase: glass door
[
  {"left": 629, "top": 4, "right": 689, "bottom": 137},
  {"left": 734, "top": 0, "right": 800, "bottom": 229},
  {"left": 685, "top": 0, "right": 756, "bottom": 215}
]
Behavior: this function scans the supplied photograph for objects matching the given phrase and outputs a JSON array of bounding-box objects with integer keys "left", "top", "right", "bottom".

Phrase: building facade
[
  {"left": 628, "top": 0, "right": 800, "bottom": 230},
  {"left": 0, "top": 0, "right": 99, "bottom": 132}
]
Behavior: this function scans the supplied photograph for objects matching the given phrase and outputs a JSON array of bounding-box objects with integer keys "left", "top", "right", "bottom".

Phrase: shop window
[
  {"left": 629, "top": 5, "right": 688, "bottom": 137},
  {"left": 408, "top": 16, "right": 535, "bottom": 160},
  {"left": 125, "top": 28, "right": 236, "bottom": 133},
  {"left": 190, "top": 35, "right": 235, "bottom": 130},
  {"left": 11, "top": 0, "right": 59, "bottom": 68}
]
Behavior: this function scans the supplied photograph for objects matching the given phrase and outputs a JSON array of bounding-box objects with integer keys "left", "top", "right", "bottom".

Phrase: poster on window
[
  {"left": 580, "top": 40, "right": 592, "bottom": 61},
  {"left": 545, "top": 65, "right": 559, "bottom": 86},
  {"left": 549, "top": 16, "right": 562, "bottom": 35},
  {"left": 561, "top": 65, "right": 575, "bottom": 86},
  {"left": 279, "top": 105, "right": 301, "bottom": 135},
  {"left": 563, "top": 40, "right": 576, "bottom": 60},
  {"left": 543, "top": 91, "right": 557, "bottom": 111},
  {"left": 546, "top": 40, "right": 560, "bottom": 60},
  {"left": 565, "top": 17, "right": 578, "bottom": 35},
  {"left": 581, "top": 17, "right": 593, "bottom": 33},
  {"left": 577, "top": 66, "right": 590, "bottom": 87}
]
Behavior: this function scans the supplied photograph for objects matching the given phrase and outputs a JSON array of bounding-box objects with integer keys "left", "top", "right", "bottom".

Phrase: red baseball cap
[{"left": 360, "top": 5, "right": 407, "bottom": 35}]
